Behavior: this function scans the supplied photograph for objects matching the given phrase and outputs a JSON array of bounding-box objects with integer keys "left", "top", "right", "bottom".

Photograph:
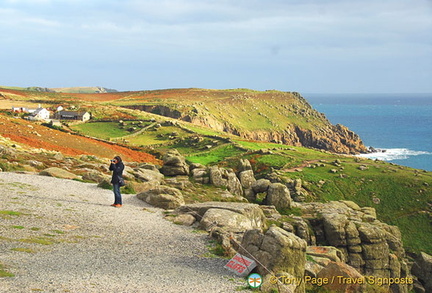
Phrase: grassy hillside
[
  {"left": 106, "top": 88, "right": 329, "bottom": 131},
  {"left": 0, "top": 87, "right": 331, "bottom": 131},
  {"left": 0, "top": 87, "right": 431, "bottom": 255},
  {"left": 70, "top": 118, "right": 432, "bottom": 254}
]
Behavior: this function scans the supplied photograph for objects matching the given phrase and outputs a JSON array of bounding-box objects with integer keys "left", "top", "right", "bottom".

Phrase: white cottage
[{"left": 28, "top": 108, "right": 50, "bottom": 121}]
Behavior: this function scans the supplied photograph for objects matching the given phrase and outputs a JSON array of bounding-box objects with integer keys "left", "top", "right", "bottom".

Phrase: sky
[{"left": 1, "top": 0, "right": 431, "bottom": 93}]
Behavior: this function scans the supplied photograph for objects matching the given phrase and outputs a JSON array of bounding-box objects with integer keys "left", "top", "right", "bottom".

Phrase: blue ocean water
[{"left": 304, "top": 93, "right": 432, "bottom": 171}]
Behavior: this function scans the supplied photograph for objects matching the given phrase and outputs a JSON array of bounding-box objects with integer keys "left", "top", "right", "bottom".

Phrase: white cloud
[{"left": 1, "top": 0, "right": 431, "bottom": 92}]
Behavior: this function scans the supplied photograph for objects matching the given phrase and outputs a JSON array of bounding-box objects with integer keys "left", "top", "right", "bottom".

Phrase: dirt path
[{"left": 0, "top": 172, "right": 247, "bottom": 292}]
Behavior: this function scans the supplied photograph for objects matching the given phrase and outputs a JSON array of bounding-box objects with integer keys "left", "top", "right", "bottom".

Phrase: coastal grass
[
  {"left": 203, "top": 239, "right": 231, "bottom": 258},
  {"left": 0, "top": 263, "right": 14, "bottom": 278},
  {"left": 71, "top": 121, "right": 132, "bottom": 139},
  {"left": 186, "top": 144, "right": 244, "bottom": 165},
  {"left": 19, "top": 237, "right": 57, "bottom": 245},
  {"left": 184, "top": 139, "right": 432, "bottom": 254},
  {"left": 11, "top": 247, "right": 35, "bottom": 253},
  {"left": 127, "top": 126, "right": 191, "bottom": 146},
  {"left": 0, "top": 210, "right": 25, "bottom": 219},
  {"left": 286, "top": 159, "right": 432, "bottom": 254}
]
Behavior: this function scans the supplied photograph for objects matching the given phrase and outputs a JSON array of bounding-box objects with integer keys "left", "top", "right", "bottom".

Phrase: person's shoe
[
  {"left": 110, "top": 204, "right": 117, "bottom": 207},
  {"left": 113, "top": 204, "right": 122, "bottom": 208}
]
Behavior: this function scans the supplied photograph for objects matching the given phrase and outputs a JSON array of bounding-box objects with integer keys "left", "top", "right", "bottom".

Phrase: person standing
[{"left": 109, "top": 156, "right": 124, "bottom": 207}]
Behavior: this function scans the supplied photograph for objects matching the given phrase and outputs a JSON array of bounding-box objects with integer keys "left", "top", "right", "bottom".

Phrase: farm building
[
  {"left": 27, "top": 108, "right": 51, "bottom": 121},
  {"left": 54, "top": 111, "right": 91, "bottom": 121}
]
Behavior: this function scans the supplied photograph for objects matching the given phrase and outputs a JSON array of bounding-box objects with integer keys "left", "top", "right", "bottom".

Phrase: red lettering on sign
[{"left": 233, "top": 254, "right": 252, "bottom": 266}]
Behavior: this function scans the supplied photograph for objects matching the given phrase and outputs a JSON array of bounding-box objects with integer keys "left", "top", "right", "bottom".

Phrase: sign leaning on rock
[{"left": 224, "top": 253, "right": 257, "bottom": 277}]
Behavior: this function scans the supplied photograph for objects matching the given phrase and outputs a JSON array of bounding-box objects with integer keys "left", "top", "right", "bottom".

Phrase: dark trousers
[{"left": 113, "top": 183, "right": 122, "bottom": 205}]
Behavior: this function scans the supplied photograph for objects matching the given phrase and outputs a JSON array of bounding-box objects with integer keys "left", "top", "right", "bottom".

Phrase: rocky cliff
[{"left": 124, "top": 89, "right": 367, "bottom": 154}]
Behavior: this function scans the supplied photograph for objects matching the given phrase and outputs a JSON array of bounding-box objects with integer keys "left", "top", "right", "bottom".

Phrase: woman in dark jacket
[{"left": 109, "top": 156, "right": 125, "bottom": 207}]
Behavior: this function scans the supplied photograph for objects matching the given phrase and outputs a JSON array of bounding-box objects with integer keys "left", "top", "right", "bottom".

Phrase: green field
[
  {"left": 57, "top": 113, "right": 432, "bottom": 255},
  {"left": 186, "top": 144, "right": 244, "bottom": 165},
  {"left": 72, "top": 122, "right": 129, "bottom": 139}
]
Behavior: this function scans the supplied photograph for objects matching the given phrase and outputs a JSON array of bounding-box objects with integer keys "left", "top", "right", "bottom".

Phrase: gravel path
[{"left": 0, "top": 172, "right": 248, "bottom": 292}]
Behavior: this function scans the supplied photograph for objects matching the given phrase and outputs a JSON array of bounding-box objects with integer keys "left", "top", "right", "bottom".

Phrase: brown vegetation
[{"left": 0, "top": 114, "right": 160, "bottom": 164}]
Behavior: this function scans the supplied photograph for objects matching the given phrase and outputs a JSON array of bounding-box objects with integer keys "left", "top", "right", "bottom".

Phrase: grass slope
[
  {"left": 107, "top": 88, "right": 329, "bottom": 132},
  {"left": 68, "top": 119, "right": 432, "bottom": 254},
  {"left": 1, "top": 87, "right": 431, "bottom": 255}
]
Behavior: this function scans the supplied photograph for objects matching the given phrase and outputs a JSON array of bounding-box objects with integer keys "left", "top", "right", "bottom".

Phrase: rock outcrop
[
  {"left": 124, "top": 90, "right": 367, "bottom": 154},
  {"left": 299, "top": 200, "right": 410, "bottom": 292},
  {"left": 239, "top": 226, "right": 307, "bottom": 292},
  {"left": 199, "top": 208, "right": 261, "bottom": 233},
  {"left": 264, "top": 183, "right": 292, "bottom": 210},
  {"left": 137, "top": 186, "right": 185, "bottom": 209},
  {"left": 175, "top": 202, "right": 267, "bottom": 255},
  {"left": 208, "top": 166, "right": 243, "bottom": 196},
  {"left": 176, "top": 202, "right": 266, "bottom": 230},
  {"left": 317, "top": 261, "right": 366, "bottom": 292},
  {"left": 411, "top": 252, "right": 432, "bottom": 293},
  {"left": 160, "top": 149, "right": 189, "bottom": 176},
  {"left": 39, "top": 167, "right": 79, "bottom": 180}
]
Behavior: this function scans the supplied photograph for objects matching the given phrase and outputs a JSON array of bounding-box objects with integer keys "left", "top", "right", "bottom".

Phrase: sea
[{"left": 304, "top": 93, "right": 432, "bottom": 171}]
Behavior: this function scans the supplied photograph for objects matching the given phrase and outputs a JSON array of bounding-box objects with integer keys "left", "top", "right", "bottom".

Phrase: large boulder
[
  {"left": 238, "top": 170, "right": 256, "bottom": 201},
  {"left": 285, "top": 178, "right": 308, "bottom": 201},
  {"left": 137, "top": 186, "right": 185, "bottom": 209},
  {"left": 137, "top": 163, "right": 160, "bottom": 172},
  {"left": 160, "top": 149, "right": 189, "bottom": 176},
  {"left": 226, "top": 171, "right": 243, "bottom": 196},
  {"left": 176, "top": 202, "right": 266, "bottom": 229},
  {"left": 307, "top": 246, "right": 345, "bottom": 262},
  {"left": 322, "top": 213, "right": 349, "bottom": 246},
  {"left": 317, "top": 261, "right": 365, "bottom": 292},
  {"left": 191, "top": 167, "right": 209, "bottom": 184},
  {"left": 209, "top": 166, "right": 228, "bottom": 187},
  {"left": 264, "top": 183, "right": 291, "bottom": 210},
  {"left": 412, "top": 252, "right": 432, "bottom": 293},
  {"left": 252, "top": 178, "right": 271, "bottom": 193},
  {"left": 176, "top": 202, "right": 267, "bottom": 257},
  {"left": 169, "top": 213, "right": 196, "bottom": 226},
  {"left": 81, "top": 171, "right": 110, "bottom": 183},
  {"left": 132, "top": 168, "right": 164, "bottom": 183},
  {"left": 208, "top": 166, "right": 243, "bottom": 196},
  {"left": 237, "top": 158, "right": 252, "bottom": 172},
  {"left": 199, "top": 208, "right": 260, "bottom": 232},
  {"left": 238, "top": 170, "right": 255, "bottom": 189},
  {"left": 39, "top": 167, "right": 79, "bottom": 180},
  {"left": 239, "top": 226, "right": 307, "bottom": 292}
]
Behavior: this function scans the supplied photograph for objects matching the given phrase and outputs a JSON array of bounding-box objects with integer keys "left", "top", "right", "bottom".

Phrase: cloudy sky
[{"left": 1, "top": 0, "right": 431, "bottom": 93}]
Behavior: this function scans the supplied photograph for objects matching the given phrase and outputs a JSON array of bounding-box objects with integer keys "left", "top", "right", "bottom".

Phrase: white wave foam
[{"left": 359, "top": 148, "right": 432, "bottom": 161}]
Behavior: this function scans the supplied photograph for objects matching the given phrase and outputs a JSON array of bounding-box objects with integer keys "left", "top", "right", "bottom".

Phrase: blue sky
[{"left": 1, "top": 0, "right": 431, "bottom": 93}]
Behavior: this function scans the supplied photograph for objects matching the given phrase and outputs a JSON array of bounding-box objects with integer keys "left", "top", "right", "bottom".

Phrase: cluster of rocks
[
  {"left": 3, "top": 143, "right": 429, "bottom": 293},
  {"left": 169, "top": 199, "right": 418, "bottom": 292},
  {"left": 299, "top": 201, "right": 412, "bottom": 292},
  {"left": 190, "top": 159, "right": 294, "bottom": 211},
  {"left": 143, "top": 150, "right": 426, "bottom": 293}
]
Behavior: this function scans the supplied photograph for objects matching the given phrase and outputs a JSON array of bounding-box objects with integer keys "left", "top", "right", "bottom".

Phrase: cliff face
[
  {"left": 125, "top": 90, "right": 367, "bottom": 154},
  {"left": 187, "top": 117, "right": 367, "bottom": 154}
]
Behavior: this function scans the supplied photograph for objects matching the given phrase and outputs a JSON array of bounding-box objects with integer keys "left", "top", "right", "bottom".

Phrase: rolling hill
[
  {"left": 0, "top": 87, "right": 368, "bottom": 154},
  {"left": 0, "top": 86, "right": 431, "bottom": 256}
]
